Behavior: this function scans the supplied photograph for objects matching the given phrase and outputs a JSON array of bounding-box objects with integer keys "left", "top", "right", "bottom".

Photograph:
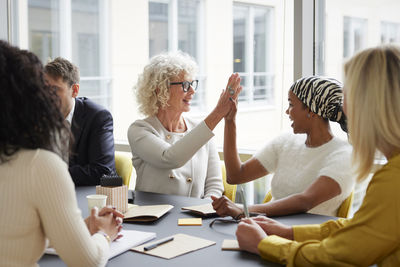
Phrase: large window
[
  {"left": 7, "top": 0, "right": 291, "bottom": 204},
  {"left": 23, "top": 0, "right": 111, "bottom": 108},
  {"left": 315, "top": 0, "right": 400, "bottom": 216},
  {"left": 343, "top": 16, "right": 367, "bottom": 59},
  {"left": 149, "top": 0, "right": 204, "bottom": 110},
  {"left": 233, "top": 4, "right": 274, "bottom": 106}
]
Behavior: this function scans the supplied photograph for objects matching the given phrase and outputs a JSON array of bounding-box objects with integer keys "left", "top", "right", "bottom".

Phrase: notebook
[
  {"left": 124, "top": 204, "right": 174, "bottom": 222},
  {"left": 181, "top": 203, "right": 216, "bottom": 217},
  {"left": 45, "top": 229, "right": 156, "bottom": 259},
  {"left": 131, "top": 233, "right": 216, "bottom": 259}
]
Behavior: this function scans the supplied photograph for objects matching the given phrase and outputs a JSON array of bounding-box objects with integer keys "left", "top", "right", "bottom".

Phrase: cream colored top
[
  {"left": 128, "top": 116, "right": 224, "bottom": 198},
  {"left": 0, "top": 149, "right": 109, "bottom": 267}
]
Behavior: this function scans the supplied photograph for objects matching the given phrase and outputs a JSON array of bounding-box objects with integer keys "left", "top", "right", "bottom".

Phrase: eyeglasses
[{"left": 170, "top": 80, "right": 199, "bottom": 92}]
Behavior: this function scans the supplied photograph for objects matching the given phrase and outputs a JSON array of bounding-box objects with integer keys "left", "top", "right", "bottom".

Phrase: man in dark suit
[{"left": 44, "top": 57, "right": 116, "bottom": 186}]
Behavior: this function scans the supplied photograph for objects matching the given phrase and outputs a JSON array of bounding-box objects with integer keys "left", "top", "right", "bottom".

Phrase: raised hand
[
  {"left": 213, "top": 73, "right": 241, "bottom": 118},
  {"left": 204, "top": 73, "right": 241, "bottom": 130}
]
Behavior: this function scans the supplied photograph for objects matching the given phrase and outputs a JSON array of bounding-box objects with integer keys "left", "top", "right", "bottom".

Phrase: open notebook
[
  {"left": 181, "top": 203, "right": 216, "bottom": 217},
  {"left": 45, "top": 229, "right": 156, "bottom": 259}
]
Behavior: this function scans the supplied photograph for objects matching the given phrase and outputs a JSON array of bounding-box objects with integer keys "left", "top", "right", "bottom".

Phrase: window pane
[
  {"left": 178, "top": 0, "right": 198, "bottom": 58},
  {"left": 71, "top": 0, "right": 100, "bottom": 77},
  {"left": 79, "top": 79, "right": 111, "bottom": 107},
  {"left": 253, "top": 74, "right": 274, "bottom": 103},
  {"left": 381, "top": 21, "right": 400, "bottom": 44},
  {"left": 233, "top": 4, "right": 274, "bottom": 105},
  {"left": 238, "top": 75, "right": 248, "bottom": 102},
  {"left": 28, "top": 0, "right": 60, "bottom": 64},
  {"left": 149, "top": 1, "right": 169, "bottom": 58},
  {"left": 233, "top": 5, "right": 247, "bottom": 73},
  {"left": 316, "top": 0, "right": 400, "bottom": 141},
  {"left": 343, "top": 16, "right": 367, "bottom": 58},
  {"left": 253, "top": 8, "right": 267, "bottom": 73}
]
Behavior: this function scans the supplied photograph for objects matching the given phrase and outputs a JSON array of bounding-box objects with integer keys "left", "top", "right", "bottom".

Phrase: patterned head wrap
[{"left": 290, "top": 76, "right": 347, "bottom": 132}]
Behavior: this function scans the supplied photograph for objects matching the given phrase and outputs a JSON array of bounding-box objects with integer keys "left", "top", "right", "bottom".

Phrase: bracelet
[
  {"left": 97, "top": 231, "right": 111, "bottom": 244},
  {"left": 234, "top": 212, "right": 263, "bottom": 220},
  {"left": 234, "top": 213, "right": 245, "bottom": 220}
]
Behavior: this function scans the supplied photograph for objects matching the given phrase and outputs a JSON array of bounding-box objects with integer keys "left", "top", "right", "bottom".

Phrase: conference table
[{"left": 39, "top": 187, "right": 336, "bottom": 267}]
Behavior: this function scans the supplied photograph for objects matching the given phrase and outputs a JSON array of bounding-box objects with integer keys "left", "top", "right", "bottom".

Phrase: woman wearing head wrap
[
  {"left": 235, "top": 45, "right": 400, "bottom": 267},
  {"left": 212, "top": 76, "right": 354, "bottom": 218}
]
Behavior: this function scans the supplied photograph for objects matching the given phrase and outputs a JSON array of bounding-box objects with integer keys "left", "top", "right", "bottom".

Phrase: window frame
[
  {"left": 149, "top": 0, "right": 206, "bottom": 112},
  {"left": 233, "top": 3, "right": 275, "bottom": 107}
]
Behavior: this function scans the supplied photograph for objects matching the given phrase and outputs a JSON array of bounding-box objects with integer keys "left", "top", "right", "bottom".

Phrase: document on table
[
  {"left": 131, "top": 233, "right": 216, "bottom": 259},
  {"left": 45, "top": 229, "right": 156, "bottom": 259}
]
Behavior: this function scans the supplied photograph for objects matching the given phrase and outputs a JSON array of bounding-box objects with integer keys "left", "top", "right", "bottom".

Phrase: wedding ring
[{"left": 228, "top": 85, "right": 235, "bottom": 96}]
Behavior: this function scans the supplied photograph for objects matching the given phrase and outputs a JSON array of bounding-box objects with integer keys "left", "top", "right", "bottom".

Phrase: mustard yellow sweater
[{"left": 258, "top": 153, "right": 400, "bottom": 267}]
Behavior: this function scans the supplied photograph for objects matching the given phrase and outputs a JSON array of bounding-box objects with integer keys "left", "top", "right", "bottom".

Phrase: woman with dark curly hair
[{"left": 0, "top": 40, "right": 122, "bottom": 267}]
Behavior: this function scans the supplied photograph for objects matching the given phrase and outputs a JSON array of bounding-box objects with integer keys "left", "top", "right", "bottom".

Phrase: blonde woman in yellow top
[{"left": 235, "top": 45, "right": 400, "bottom": 266}]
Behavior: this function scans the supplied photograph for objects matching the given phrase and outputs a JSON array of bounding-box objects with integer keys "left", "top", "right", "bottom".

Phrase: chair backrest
[
  {"left": 221, "top": 163, "right": 236, "bottom": 202},
  {"left": 115, "top": 152, "right": 133, "bottom": 186},
  {"left": 336, "top": 191, "right": 354, "bottom": 218},
  {"left": 262, "top": 190, "right": 354, "bottom": 218},
  {"left": 262, "top": 190, "right": 272, "bottom": 203}
]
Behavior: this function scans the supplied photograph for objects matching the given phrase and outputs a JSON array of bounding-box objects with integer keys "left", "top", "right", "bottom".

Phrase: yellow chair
[
  {"left": 262, "top": 190, "right": 354, "bottom": 218},
  {"left": 221, "top": 163, "right": 236, "bottom": 202},
  {"left": 115, "top": 152, "right": 133, "bottom": 186},
  {"left": 262, "top": 190, "right": 273, "bottom": 204},
  {"left": 336, "top": 192, "right": 354, "bottom": 218}
]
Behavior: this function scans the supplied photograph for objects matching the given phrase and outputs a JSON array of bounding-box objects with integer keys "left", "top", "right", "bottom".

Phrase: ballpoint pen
[
  {"left": 240, "top": 185, "right": 249, "bottom": 218},
  {"left": 144, "top": 237, "right": 174, "bottom": 251}
]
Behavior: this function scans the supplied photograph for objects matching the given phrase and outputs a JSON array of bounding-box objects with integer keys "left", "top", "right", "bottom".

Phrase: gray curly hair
[{"left": 135, "top": 51, "right": 198, "bottom": 116}]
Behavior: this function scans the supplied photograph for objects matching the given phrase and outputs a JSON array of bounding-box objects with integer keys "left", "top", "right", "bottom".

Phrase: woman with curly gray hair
[{"left": 128, "top": 51, "right": 241, "bottom": 198}]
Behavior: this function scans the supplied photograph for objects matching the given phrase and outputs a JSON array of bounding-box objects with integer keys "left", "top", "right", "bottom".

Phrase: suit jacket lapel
[{"left": 70, "top": 98, "right": 85, "bottom": 154}]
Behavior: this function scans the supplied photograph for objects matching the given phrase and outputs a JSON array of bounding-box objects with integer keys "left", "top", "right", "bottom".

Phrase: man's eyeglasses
[{"left": 170, "top": 80, "right": 199, "bottom": 92}]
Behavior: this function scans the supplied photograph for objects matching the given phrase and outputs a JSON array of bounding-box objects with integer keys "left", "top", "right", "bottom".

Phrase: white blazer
[{"left": 127, "top": 116, "right": 223, "bottom": 198}]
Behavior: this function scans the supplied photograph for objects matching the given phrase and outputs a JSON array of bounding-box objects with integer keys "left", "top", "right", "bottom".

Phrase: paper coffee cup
[{"left": 87, "top": 194, "right": 107, "bottom": 213}]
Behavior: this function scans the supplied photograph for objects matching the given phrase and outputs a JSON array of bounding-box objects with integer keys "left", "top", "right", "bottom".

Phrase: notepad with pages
[
  {"left": 124, "top": 204, "right": 174, "bottom": 222},
  {"left": 131, "top": 233, "right": 215, "bottom": 259},
  {"left": 45, "top": 229, "right": 156, "bottom": 259}
]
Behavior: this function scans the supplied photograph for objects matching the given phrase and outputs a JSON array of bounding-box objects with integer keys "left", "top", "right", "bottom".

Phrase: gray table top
[{"left": 39, "top": 187, "right": 336, "bottom": 267}]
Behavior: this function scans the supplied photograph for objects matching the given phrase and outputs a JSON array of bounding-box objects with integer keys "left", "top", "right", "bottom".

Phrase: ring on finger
[{"left": 228, "top": 85, "right": 235, "bottom": 96}]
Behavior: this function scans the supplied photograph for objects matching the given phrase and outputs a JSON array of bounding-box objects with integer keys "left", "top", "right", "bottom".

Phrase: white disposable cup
[{"left": 86, "top": 194, "right": 107, "bottom": 213}]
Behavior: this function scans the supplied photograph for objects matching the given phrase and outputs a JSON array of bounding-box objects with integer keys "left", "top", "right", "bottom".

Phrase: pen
[
  {"left": 240, "top": 186, "right": 249, "bottom": 218},
  {"left": 144, "top": 237, "right": 174, "bottom": 251}
]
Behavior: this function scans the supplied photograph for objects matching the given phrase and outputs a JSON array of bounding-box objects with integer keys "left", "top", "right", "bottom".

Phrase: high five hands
[{"left": 214, "top": 73, "right": 242, "bottom": 119}]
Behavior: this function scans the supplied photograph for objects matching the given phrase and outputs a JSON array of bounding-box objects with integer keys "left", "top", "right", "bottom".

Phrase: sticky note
[
  {"left": 221, "top": 239, "right": 240, "bottom": 251},
  {"left": 178, "top": 218, "right": 202, "bottom": 226}
]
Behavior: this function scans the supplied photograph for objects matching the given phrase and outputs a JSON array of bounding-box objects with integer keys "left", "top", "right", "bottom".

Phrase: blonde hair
[
  {"left": 135, "top": 51, "right": 198, "bottom": 116},
  {"left": 344, "top": 45, "right": 400, "bottom": 181}
]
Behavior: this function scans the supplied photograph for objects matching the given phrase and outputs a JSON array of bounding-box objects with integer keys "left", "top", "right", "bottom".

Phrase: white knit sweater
[
  {"left": 0, "top": 149, "right": 109, "bottom": 267},
  {"left": 254, "top": 133, "right": 354, "bottom": 216}
]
